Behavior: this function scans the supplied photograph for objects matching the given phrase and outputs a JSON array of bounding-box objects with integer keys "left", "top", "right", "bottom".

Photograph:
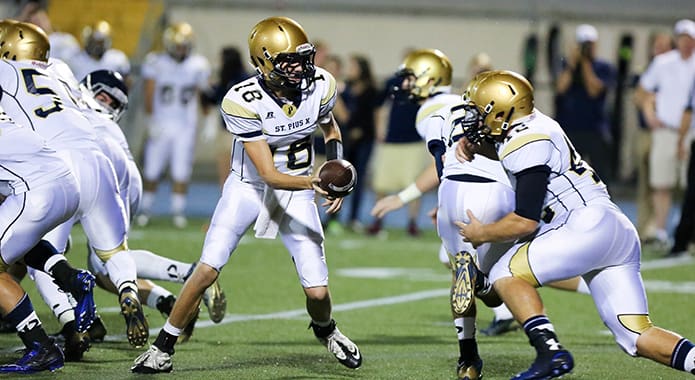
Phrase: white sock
[
  {"left": 141, "top": 191, "right": 156, "bottom": 214},
  {"left": 454, "top": 317, "right": 476, "bottom": 340},
  {"left": 163, "top": 320, "right": 182, "bottom": 337},
  {"left": 146, "top": 285, "right": 172, "bottom": 309},
  {"left": 493, "top": 304, "right": 514, "bottom": 320},
  {"left": 104, "top": 250, "right": 138, "bottom": 291},
  {"left": 130, "top": 249, "right": 193, "bottom": 283},
  {"left": 30, "top": 268, "right": 76, "bottom": 326},
  {"left": 576, "top": 277, "right": 591, "bottom": 295},
  {"left": 171, "top": 193, "right": 186, "bottom": 215},
  {"left": 684, "top": 347, "right": 695, "bottom": 372}
]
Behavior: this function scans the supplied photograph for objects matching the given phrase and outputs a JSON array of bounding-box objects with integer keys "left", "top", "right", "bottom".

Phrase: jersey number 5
[{"left": 21, "top": 69, "right": 63, "bottom": 118}]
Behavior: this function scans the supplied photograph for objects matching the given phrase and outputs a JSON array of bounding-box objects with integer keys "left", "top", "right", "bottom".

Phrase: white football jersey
[
  {"left": 141, "top": 52, "right": 210, "bottom": 127},
  {"left": 48, "top": 32, "right": 80, "bottom": 62},
  {"left": 497, "top": 108, "right": 610, "bottom": 220},
  {"left": 418, "top": 93, "right": 509, "bottom": 184},
  {"left": 0, "top": 113, "right": 72, "bottom": 195},
  {"left": 222, "top": 67, "right": 337, "bottom": 184},
  {"left": 0, "top": 59, "right": 99, "bottom": 152},
  {"left": 68, "top": 49, "right": 131, "bottom": 82}
]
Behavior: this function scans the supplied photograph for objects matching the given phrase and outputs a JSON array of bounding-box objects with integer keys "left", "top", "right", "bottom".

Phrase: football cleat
[
  {"left": 452, "top": 251, "right": 477, "bottom": 315},
  {"left": 457, "top": 357, "right": 483, "bottom": 380},
  {"left": 173, "top": 215, "right": 188, "bottom": 229},
  {"left": 511, "top": 350, "right": 573, "bottom": 380},
  {"left": 310, "top": 319, "right": 362, "bottom": 369},
  {"left": 71, "top": 270, "right": 97, "bottom": 333},
  {"left": 177, "top": 308, "right": 199, "bottom": 344},
  {"left": 120, "top": 289, "right": 149, "bottom": 348},
  {"left": 131, "top": 345, "right": 173, "bottom": 374},
  {"left": 135, "top": 213, "right": 150, "bottom": 227},
  {"left": 62, "top": 330, "right": 90, "bottom": 362},
  {"left": 87, "top": 315, "right": 107, "bottom": 343},
  {"left": 203, "top": 278, "right": 227, "bottom": 323},
  {"left": 481, "top": 317, "right": 519, "bottom": 336},
  {"left": 0, "top": 339, "right": 64, "bottom": 374}
]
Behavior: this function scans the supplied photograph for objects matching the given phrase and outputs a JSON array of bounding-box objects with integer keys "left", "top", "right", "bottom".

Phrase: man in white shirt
[{"left": 637, "top": 19, "right": 695, "bottom": 248}]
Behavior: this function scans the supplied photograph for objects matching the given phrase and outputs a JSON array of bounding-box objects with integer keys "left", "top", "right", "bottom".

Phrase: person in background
[
  {"left": 669, "top": 61, "right": 695, "bottom": 256},
  {"left": 367, "top": 50, "right": 426, "bottom": 237},
  {"left": 136, "top": 21, "right": 211, "bottom": 229},
  {"left": 555, "top": 24, "right": 616, "bottom": 185},
  {"left": 637, "top": 19, "right": 695, "bottom": 249},
  {"left": 337, "top": 54, "right": 377, "bottom": 231},
  {"left": 17, "top": 1, "right": 80, "bottom": 62},
  {"left": 68, "top": 20, "right": 131, "bottom": 83},
  {"left": 633, "top": 33, "right": 674, "bottom": 243},
  {"left": 201, "top": 46, "right": 252, "bottom": 189}
]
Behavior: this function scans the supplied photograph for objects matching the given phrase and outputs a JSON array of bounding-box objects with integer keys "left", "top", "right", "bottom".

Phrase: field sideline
[{"left": 1, "top": 218, "right": 693, "bottom": 379}]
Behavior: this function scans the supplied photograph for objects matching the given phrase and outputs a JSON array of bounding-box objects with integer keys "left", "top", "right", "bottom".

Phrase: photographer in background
[{"left": 556, "top": 24, "right": 616, "bottom": 184}]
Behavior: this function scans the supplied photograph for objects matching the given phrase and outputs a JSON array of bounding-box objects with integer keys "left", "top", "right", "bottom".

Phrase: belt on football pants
[{"left": 445, "top": 174, "right": 495, "bottom": 183}]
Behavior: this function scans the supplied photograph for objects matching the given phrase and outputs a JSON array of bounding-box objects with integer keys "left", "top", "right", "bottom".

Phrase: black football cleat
[
  {"left": 457, "top": 357, "right": 483, "bottom": 380},
  {"left": 87, "top": 315, "right": 107, "bottom": 343},
  {"left": 511, "top": 350, "right": 574, "bottom": 380}
]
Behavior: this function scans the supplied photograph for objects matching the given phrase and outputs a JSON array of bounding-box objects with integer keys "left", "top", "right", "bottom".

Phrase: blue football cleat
[
  {"left": 511, "top": 350, "right": 574, "bottom": 380},
  {"left": 72, "top": 270, "right": 97, "bottom": 333},
  {"left": 0, "top": 339, "right": 64, "bottom": 374}
]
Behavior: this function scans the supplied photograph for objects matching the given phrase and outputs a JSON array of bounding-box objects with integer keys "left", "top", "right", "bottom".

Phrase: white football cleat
[{"left": 131, "top": 345, "right": 173, "bottom": 374}]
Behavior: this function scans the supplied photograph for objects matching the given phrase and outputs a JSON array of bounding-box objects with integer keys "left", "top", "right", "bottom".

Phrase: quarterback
[
  {"left": 132, "top": 16, "right": 361, "bottom": 373},
  {"left": 455, "top": 70, "right": 695, "bottom": 379}
]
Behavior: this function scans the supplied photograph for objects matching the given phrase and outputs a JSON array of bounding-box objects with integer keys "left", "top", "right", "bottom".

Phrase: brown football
[{"left": 317, "top": 159, "right": 357, "bottom": 197}]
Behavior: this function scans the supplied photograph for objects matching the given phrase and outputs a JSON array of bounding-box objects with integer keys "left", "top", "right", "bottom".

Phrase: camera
[{"left": 580, "top": 41, "right": 592, "bottom": 59}]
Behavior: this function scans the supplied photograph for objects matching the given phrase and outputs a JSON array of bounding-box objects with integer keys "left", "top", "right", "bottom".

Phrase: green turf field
[{"left": 1, "top": 218, "right": 693, "bottom": 379}]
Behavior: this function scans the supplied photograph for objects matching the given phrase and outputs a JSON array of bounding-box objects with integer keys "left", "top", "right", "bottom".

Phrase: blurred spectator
[
  {"left": 335, "top": 54, "right": 377, "bottom": 231},
  {"left": 367, "top": 52, "right": 426, "bottom": 237},
  {"left": 555, "top": 24, "right": 616, "bottom": 184},
  {"left": 467, "top": 52, "right": 493, "bottom": 80},
  {"left": 633, "top": 33, "right": 674, "bottom": 240},
  {"left": 670, "top": 76, "right": 695, "bottom": 256},
  {"left": 201, "top": 46, "right": 252, "bottom": 188},
  {"left": 69, "top": 20, "right": 131, "bottom": 83},
  {"left": 136, "top": 22, "right": 211, "bottom": 229},
  {"left": 637, "top": 19, "right": 695, "bottom": 248},
  {"left": 314, "top": 54, "right": 348, "bottom": 172}
]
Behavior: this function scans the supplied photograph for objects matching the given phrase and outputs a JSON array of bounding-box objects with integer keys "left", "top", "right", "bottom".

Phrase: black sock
[
  {"left": 523, "top": 316, "right": 563, "bottom": 355},
  {"left": 22, "top": 240, "right": 59, "bottom": 272},
  {"left": 18, "top": 325, "right": 51, "bottom": 348},
  {"left": 153, "top": 329, "right": 177, "bottom": 354},
  {"left": 459, "top": 338, "right": 480, "bottom": 361},
  {"left": 309, "top": 319, "right": 336, "bottom": 338},
  {"left": 49, "top": 260, "right": 78, "bottom": 294}
]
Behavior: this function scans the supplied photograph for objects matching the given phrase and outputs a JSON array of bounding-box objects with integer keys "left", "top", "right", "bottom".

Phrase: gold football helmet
[
  {"left": 248, "top": 16, "right": 316, "bottom": 90},
  {"left": 396, "top": 49, "right": 452, "bottom": 101},
  {"left": 466, "top": 70, "right": 534, "bottom": 137},
  {"left": 163, "top": 22, "right": 194, "bottom": 61},
  {"left": 82, "top": 20, "right": 112, "bottom": 58},
  {"left": 0, "top": 19, "right": 50, "bottom": 62}
]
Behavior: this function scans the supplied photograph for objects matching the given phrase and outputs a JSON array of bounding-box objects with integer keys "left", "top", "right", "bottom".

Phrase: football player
[
  {"left": 0, "top": 20, "right": 148, "bottom": 349},
  {"left": 68, "top": 20, "right": 130, "bottom": 83},
  {"left": 455, "top": 70, "right": 695, "bottom": 379},
  {"left": 0, "top": 112, "right": 97, "bottom": 374},
  {"left": 136, "top": 21, "right": 211, "bottom": 228},
  {"left": 373, "top": 49, "right": 514, "bottom": 379},
  {"left": 132, "top": 16, "right": 361, "bottom": 373}
]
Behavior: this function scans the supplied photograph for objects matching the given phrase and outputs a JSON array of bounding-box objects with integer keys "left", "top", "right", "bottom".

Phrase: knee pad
[
  {"left": 611, "top": 314, "right": 653, "bottom": 356},
  {"left": 95, "top": 241, "right": 128, "bottom": 262}
]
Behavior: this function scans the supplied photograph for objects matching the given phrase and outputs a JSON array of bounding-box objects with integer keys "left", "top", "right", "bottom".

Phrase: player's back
[
  {"left": 0, "top": 59, "right": 99, "bottom": 152},
  {"left": 499, "top": 108, "right": 610, "bottom": 219},
  {"left": 0, "top": 112, "right": 72, "bottom": 194}
]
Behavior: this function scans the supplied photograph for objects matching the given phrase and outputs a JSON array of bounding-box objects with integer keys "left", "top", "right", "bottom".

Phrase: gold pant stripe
[
  {"left": 509, "top": 242, "right": 540, "bottom": 287},
  {"left": 618, "top": 314, "right": 653, "bottom": 334},
  {"left": 95, "top": 241, "right": 129, "bottom": 262}
]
